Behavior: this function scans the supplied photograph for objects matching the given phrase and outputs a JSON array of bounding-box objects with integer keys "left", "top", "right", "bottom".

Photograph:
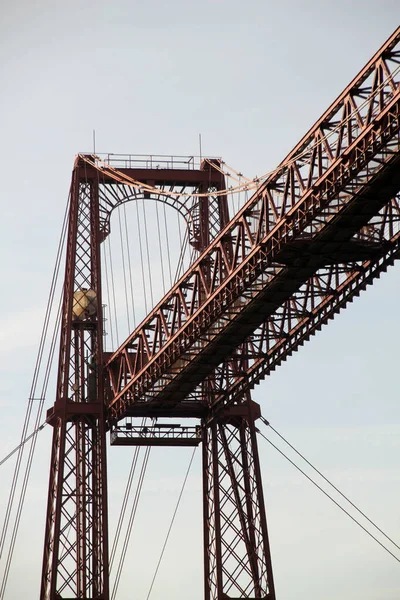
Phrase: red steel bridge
[{"left": 39, "top": 27, "right": 400, "bottom": 599}]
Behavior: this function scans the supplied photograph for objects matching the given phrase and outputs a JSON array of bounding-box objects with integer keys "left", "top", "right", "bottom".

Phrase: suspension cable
[
  {"left": 174, "top": 214, "right": 190, "bottom": 283},
  {"left": 123, "top": 202, "right": 137, "bottom": 329},
  {"left": 0, "top": 290, "right": 63, "bottom": 599},
  {"left": 163, "top": 203, "right": 173, "bottom": 289},
  {"left": 118, "top": 207, "right": 131, "bottom": 332},
  {"left": 0, "top": 200, "right": 66, "bottom": 559},
  {"left": 0, "top": 403, "right": 46, "bottom": 599},
  {"left": 111, "top": 446, "right": 151, "bottom": 600},
  {"left": 256, "top": 426, "right": 400, "bottom": 564},
  {"left": 0, "top": 197, "right": 68, "bottom": 596},
  {"left": 142, "top": 200, "right": 154, "bottom": 308},
  {"left": 0, "top": 421, "right": 48, "bottom": 468},
  {"left": 146, "top": 447, "right": 197, "bottom": 600},
  {"left": 260, "top": 417, "right": 400, "bottom": 553},
  {"left": 102, "top": 242, "right": 115, "bottom": 351},
  {"left": 107, "top": 235, "right": 120, "bottom": 347},
  {"left": 177, "top": 209, "right": 183, "bottom": 258},
  {"left": 155, "top": 202, "right": 166, "bottom": 296},
  {"left": 136, "top": 200, "right": 148, "bottom": 314},
  {"left": 110, "top": 419, "right": 147, "bottom": 569}
]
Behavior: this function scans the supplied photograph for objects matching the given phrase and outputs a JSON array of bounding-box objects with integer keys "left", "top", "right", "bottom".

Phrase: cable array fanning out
[
  {"left": 0, "top": 196, "right": 69, "bottom": 599},
  {"left": 256, "top": 417, "right": 400, "bottom": 564}
]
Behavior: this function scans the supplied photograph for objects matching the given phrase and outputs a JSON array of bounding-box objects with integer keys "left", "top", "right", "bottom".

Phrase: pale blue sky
[{"left": 0, "top": 2, "right": 399, "bottom": 599}]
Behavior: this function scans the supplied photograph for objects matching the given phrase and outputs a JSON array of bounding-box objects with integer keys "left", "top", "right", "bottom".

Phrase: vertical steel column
[
  {"left": 198, "top": 165, "right": 275, "bottom": 599},
  {"left": 40, "top": 159, "right": 109, "bottom": 599},
  {"left": 202, "top": 404, "right": 276, "bottom": 600}
]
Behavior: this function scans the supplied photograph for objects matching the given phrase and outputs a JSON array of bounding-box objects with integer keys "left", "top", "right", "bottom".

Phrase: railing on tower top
[{"left": 90, "top": 153, "right": 221, "bottom": 171}]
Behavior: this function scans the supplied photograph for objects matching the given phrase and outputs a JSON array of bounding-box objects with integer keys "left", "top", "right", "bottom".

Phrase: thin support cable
[
  {"left": 0, "top": 245, "right": 64, "bottom": 596},
  {"left": 103, "top": 246, "right": 115, "bottom": 350},
  {"left": 111, "top": 446, "right": 151, "bottom": 600},
  {"left": 155, "top": 202, "right": 166, "bottom": 296},
  {"left": 0, "top": 397, "right": 46, "bottom": 599},
  {"left": 118, "top": 207, "right": 131, "bottom": 332},
  {"left": 123, "top": 202, "right": 137, "bottom": 329},
  {"left": 0, "top": 400, "right": 34, "bottom": 560},
  {"left": 110, "top": 418, "right": 146, "bottom": 569},
  {"left": 142, "top": 200, "right": 154, "bottom": 307},
  {"left": 256, "top": 428, "right": 400, "bottom": 564},
  {"left": 146, "top": 447, "right": 197, "bottom": 600},
  {"left": 0, "top": 196, "right": 68, "bottom": 563},
  {"left": 177, "top": 209, "right": 183, "bottom": 264},
  {"left": 261, "top": 417, "right": 400, "bottom": 553},
  {"left": 0, "top": 421, "right": 47, "bottom": 468},
  {"left": 163, "top": 203, "right": 173, "bottom": 289},
  {"left": 172, "top": 209, "right": 186, "bottom": 282},
  {"left": 180, "top": 228, "right": 190, "bottom": 278},
  {"left": 174, "top": 217, "right": 190, "bottom": 283},
  {"left": 0, "top": 281, "right": 63, "bottom": 598},
  {"left": 107, "top": 235, "right": 120, "bottom": 347},
  {"left": 136, "top": 201, "right": 148, "bottom": 315}
]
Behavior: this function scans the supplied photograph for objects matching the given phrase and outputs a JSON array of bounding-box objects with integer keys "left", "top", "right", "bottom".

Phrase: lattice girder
[
  {"left": 105, "top": 32, "right": 400, "bottom": 419},
  {"left": 196, "top": 194, "right": 400, "bottom": 410}
]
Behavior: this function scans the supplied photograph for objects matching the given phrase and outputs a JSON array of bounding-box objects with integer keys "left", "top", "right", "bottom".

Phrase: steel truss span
[
  {"left": 105, "top": 27, "right": 400, "bottom": 421},
  {"left": 41, "top": 27, "right": 400, "bottom": 600}
]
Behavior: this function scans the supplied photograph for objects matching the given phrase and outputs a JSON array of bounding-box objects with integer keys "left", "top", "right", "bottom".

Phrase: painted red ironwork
[
  {"left": 41, "top": 171, "right": 109, "bottom": 599},
  {"left": 202, "top": 399, "right": 275, "bottom": 600},
  {"left": 103, "top": 28, "right": 400, "bottom": 424},
  {"left": 41, "top": 26, "right": 400, "bottom": 600}
]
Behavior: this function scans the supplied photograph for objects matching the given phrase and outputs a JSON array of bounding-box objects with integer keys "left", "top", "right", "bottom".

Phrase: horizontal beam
[
  {"left": 110, "top": 424, "right": 202, "bottom": 446},
  {"left": 77, "top": 164, "right": 224, "bottom": 188}
]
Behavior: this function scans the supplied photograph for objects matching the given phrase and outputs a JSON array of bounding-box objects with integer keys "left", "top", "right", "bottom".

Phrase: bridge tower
[{"left": 41, "top": 155, "right": 275, "bottom": 599}]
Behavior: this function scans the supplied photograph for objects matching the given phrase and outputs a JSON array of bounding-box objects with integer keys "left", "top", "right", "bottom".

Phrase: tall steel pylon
[{"left": 41, "top": 164, "right": 109, "bottom": 599}]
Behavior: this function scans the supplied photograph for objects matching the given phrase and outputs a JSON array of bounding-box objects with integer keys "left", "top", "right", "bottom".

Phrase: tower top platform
[{"left": 81, "top": 152, "right": 222, "bottom": 171}]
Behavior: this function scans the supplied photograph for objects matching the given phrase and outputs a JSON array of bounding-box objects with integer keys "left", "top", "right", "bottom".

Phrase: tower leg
[
  {"left": 40, "top": 161, "right": 109, "bottom": 599},
  {"left": 41, "top": 415, "right": 109, "bottom": 599},
  {"left": 202, "top": 403, "right": 275, "bottom": 600}
]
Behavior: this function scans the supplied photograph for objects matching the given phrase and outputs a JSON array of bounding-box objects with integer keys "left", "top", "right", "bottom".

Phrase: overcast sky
[{"left": 1, "top": 2, "right": 399, "bottom": 599}]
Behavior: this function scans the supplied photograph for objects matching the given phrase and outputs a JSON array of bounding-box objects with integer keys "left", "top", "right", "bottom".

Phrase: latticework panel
[
  {"left": 203, "top": 412, "right": 275, "bottom": 600},
  {"left": 41, "top": 167, "right": 109, "bottom": 600}
]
